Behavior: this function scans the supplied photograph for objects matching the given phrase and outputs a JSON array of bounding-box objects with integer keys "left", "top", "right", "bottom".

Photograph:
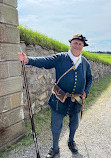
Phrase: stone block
[
  {"left": 0, "top": 43, "right": 20, "bottom": 61},
  {"left": 0, "top": 120, "right": 25, "bottom": 151},
  {"left": 0, "top": 62, "right": 8, "bottom": 79},
  {"left": 0, "top": 3, "right": 18, "bottom": 25},
  {"left": 0, "top": 76, "right": 22, "bottom": 97},
  {"left": 9, "top": 61, "right": 21, "bottom": 77},
  {"left": 0, "top": 23, "right": 20, "bottom": 43},
  {"left": 0, "top": 106, "right": 24, "bottom": 127},
  {"left": 0, "top": 61, "right": 21, "bottom": 79},
  {"left": 0, "top": 95, "right": 11, "bottom": 113},
  {"left": 0, "top": 0, "right": 17, "bottom": 8},
  {"left": 11, "top": 92, "right": 22, "bottom": 108},
  {"left": 0, "top": 92, "right": 21, "bottom": 113}
]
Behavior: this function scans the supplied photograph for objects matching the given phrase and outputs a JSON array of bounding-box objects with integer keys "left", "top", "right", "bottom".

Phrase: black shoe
[
  {"left": 68, "top": 141, "right": 78, "bottom": 154},
  {"left": 46, "top": 148, "right": 59, "bottom": 158}
]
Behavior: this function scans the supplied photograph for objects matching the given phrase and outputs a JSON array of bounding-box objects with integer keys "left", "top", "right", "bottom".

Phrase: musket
[{"left": 20, "top": 47, "right": 41, "bottom": 158}]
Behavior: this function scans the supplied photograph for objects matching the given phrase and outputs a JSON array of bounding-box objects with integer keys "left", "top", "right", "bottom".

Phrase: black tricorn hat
[{"left": 68, "top": 34, "right": 88, "bottom": 47}]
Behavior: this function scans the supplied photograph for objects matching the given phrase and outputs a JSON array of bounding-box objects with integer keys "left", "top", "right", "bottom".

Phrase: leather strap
[{"left": 56, "top": 58, "right": 80, "bottom": 85}]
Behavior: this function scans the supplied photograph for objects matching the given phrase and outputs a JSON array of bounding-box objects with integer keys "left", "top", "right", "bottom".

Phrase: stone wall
[
  {"left": 20, "top": 42, "right": 111, "bottom": 117},
  {"left": 89, "top": 60, "right": 111, "bottom": 81},
  {"left": 0, "top": 1, "right": 25, "bottom": 151}
]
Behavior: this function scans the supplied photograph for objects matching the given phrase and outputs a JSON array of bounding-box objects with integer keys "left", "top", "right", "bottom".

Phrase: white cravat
[{"left": 68, "top": 50, "right": 82, "bottom": 69}]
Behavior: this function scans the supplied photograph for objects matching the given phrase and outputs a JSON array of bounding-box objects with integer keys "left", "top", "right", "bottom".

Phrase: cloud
[{"left": 18, "top": 0, "right": 111, "bottom": 51}]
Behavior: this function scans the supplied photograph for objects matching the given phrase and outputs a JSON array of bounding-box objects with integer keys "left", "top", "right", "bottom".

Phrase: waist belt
[
  {"left": 66, "top": 93, "right": 80, "bottom": 97},
  {"left": 52, "top": 84, "right": 82, "bottom": 103},
  {"left": 66, "top": 93, "right": 81, "bottom": 103},
  {"left": 52, "top": 84, "right": 85, "bottom": 119}
]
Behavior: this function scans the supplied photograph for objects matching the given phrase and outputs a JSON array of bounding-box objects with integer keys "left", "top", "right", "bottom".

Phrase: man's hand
[
  {"left": 81, "top": 91, "right": 86, "bottom": 98},
  {"left": 18, "top": 52, "right": 29, "bottom": 63}
]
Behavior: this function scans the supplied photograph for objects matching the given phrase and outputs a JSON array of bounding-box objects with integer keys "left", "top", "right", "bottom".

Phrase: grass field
[
  {"left": 19, "top": 25, "right": 111, "bottom": 66},
  {"left": 82, "top": 51, "right": 111, "bottom": 65}
]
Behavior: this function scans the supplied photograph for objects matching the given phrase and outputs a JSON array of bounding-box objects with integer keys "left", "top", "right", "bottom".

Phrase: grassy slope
[
  {"left": 19, "top": 25, "right": 69, "bottom": 52},
  {"left": 19, "top": 25, "right": 111, "bottom": 66}
]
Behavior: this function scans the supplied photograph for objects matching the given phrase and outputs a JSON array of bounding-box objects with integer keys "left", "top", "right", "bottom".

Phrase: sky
[{"left": 17, "top": 0, "right": 111, "bottom": 52}]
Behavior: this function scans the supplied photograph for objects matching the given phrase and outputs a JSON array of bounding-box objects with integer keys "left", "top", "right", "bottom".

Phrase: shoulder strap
[{"left": 56, "top": 58, "right": 80, "bottom": 85}]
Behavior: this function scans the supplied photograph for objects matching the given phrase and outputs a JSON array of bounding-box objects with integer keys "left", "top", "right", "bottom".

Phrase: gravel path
[{"left": 4, "top": 85, "right": 111, "bottom": 158}]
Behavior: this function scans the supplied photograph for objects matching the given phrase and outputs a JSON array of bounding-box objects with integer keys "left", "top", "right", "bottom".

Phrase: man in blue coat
[{"left": 18, "top": 34, "right": 92, "bottom": 158}]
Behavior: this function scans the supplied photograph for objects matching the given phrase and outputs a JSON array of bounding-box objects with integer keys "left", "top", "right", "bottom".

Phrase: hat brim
[{"left": 68, "top": 38, "right": 88, "bottom": 47}]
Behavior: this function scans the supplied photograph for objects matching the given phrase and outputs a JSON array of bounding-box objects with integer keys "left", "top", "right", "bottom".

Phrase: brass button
[
  {"left": 75, "top": 75, "right": 77, "bottom": 77},
  {"left": 75, "top": 72, "right": 77, "bottom": 74},
  {"left": 74, "top": 85, "right": 76, "bottom": 87},
  {"left": 75, "top": 79, "right": 77, "bottom": 81},
  {"left": 75, "top": 82, "right": 77, "bottom": 84}
]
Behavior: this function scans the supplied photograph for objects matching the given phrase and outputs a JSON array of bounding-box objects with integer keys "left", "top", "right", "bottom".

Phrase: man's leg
[
  {"left": 69, "top": 112, "right": 80, "bottom": 142},
  {"left": 68, "top": 112, "right": 80, "bottom": 153},
  {"left": 51, "top": 109, "right": 65, "bottom": 150},
  {"left": 46, "top": 109, "right": 65, "bottom": 158}
]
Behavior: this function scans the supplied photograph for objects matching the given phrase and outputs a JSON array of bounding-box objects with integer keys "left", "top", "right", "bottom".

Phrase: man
[{"left": 18, "top": 34, "right": 92, "bottom": 158}]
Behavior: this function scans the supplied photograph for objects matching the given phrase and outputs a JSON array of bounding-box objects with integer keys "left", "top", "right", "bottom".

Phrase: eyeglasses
[{"left": 71, "top": 42, "right": 84, "bottom": 47}]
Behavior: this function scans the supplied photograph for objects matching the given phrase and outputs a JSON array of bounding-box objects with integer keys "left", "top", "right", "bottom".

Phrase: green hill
[{"left": 18, "top": 25, "right": 111, "bottom": 66}]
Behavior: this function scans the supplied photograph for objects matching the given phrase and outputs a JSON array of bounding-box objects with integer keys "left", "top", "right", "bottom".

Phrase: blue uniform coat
[{"left": 27, "top": 52, "right": 92, "bottom": 116}]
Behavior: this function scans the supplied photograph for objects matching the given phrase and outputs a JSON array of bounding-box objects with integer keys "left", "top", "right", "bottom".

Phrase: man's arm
[
  {"left": 18, "top": 52, "right": 61, "bottom": 69},
  {"left": 26, "top": 55, "right": 59, "bottom": 69}
]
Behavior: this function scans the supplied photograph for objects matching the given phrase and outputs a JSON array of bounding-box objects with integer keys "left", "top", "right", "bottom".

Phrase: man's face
[{"left": 70, "top": 39, "right": 84, "bottom": 56}]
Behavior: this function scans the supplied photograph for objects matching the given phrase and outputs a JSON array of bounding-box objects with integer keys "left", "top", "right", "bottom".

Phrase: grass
[
  {"left": 85, "top": 73, "right": 111, "bottom": 109},
  {"left": 18, "top": 25, "right": 70, "bottom": 52},
  {"left": 1, "top": 74, "right": 111, "bottom": 158},
  {"left": 0, "top": 153, "right": 3, "bottom": 158},
  {"left": 18, "top": 25, "right": 111, "bottom": 66},
  {"left": 82, "top": 51, "right": 111, "bottom": 65}
]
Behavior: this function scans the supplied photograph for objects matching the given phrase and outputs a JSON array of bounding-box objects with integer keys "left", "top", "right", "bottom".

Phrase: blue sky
[{"left": 17, "top": 0, "right": 111, "bottom": 52}]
